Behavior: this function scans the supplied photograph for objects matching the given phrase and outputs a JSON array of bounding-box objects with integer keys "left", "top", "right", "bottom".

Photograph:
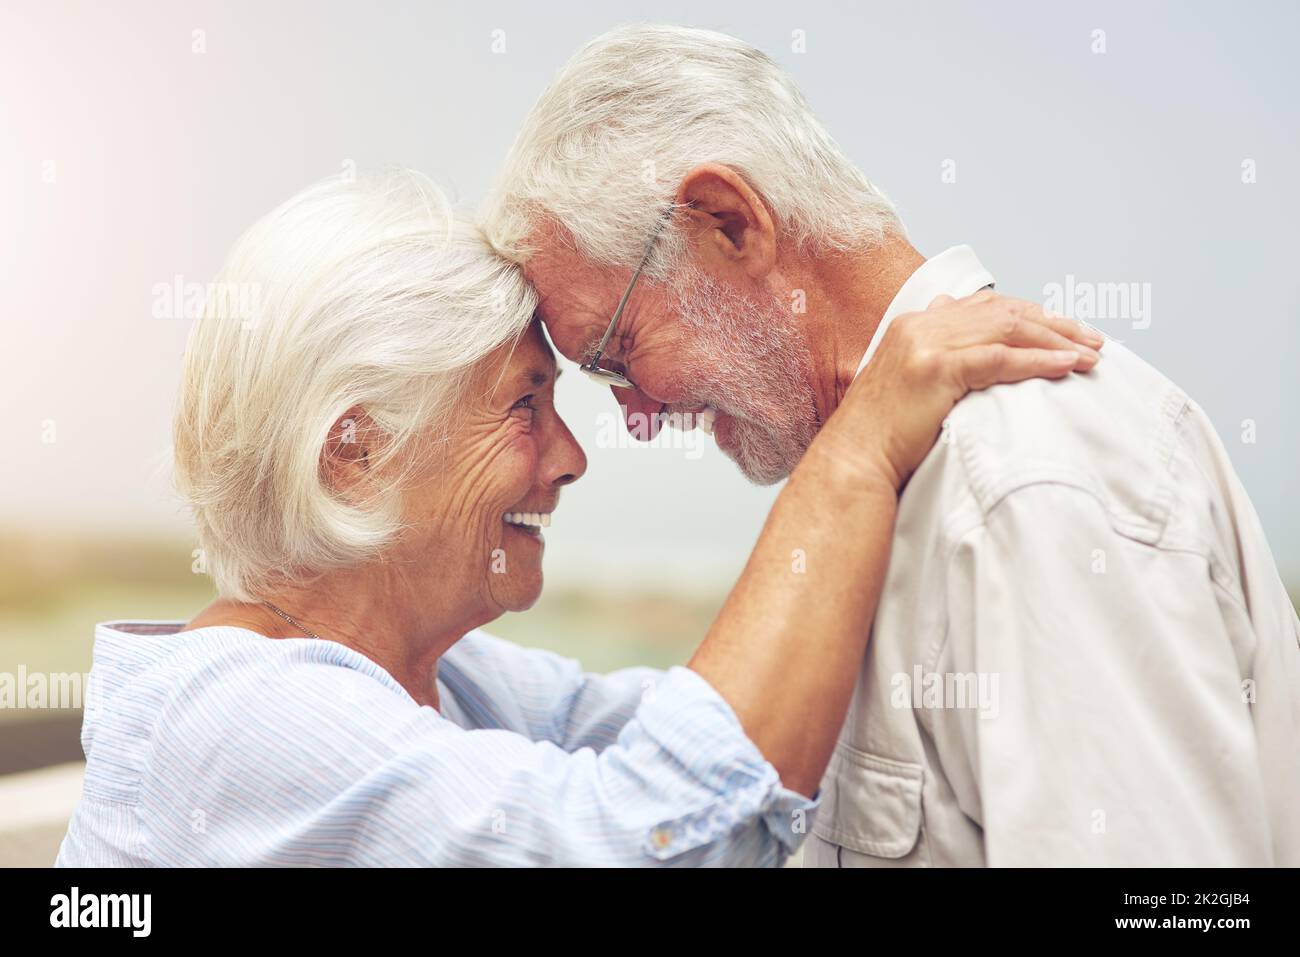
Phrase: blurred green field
[
  {"left": 5, "top": 527, "right": 1296, "bottom": 730},
  {"left": 0, "top": 529, "right": 716, "bottom": 723}
]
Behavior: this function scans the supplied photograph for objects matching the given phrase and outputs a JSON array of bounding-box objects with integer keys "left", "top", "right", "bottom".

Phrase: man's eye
[
  {"left": 594, "top": 356, "right": 629, "bottom": 379},
  {"left": 511, "top": 395, "right": 535, "bottom": 411}
]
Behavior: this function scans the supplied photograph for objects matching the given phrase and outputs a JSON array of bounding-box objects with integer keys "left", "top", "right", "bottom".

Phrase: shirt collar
[{"left": 852, "top": 245, "right": 996, "bottom": 380}]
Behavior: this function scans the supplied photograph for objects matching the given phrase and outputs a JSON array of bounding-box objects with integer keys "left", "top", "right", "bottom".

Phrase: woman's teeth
[{"left": 503, "top": 512, "right": 551, "bottom": 528}]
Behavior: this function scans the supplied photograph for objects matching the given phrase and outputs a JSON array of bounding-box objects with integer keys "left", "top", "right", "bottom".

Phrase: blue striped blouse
[{"left": 55, "top": 621, "right": 817, "bottom": 866}]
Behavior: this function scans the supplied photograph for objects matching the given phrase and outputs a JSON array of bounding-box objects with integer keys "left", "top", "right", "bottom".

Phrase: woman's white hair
[
  {"left": 481, "top": 23, "right": 902, "bottom": 275},
  {"left": 174, "top": 169, "right": 535, "bottom": 602}
]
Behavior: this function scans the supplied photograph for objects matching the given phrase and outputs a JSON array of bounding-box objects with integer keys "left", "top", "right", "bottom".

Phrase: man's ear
[
  {"left": 675, "top": 164, "right": 777, "bottom": 280},
  {"left": 322, "top": 407, "right": 376, "bottom": 499}
]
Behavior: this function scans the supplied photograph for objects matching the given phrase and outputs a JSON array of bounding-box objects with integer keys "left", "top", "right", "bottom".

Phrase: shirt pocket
[{"left": 811, "top": 740, "right": 926, "bottom": 864}]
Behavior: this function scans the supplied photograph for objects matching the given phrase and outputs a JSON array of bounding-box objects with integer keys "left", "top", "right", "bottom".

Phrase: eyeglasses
[{"left": 579, "top": 211, "right": 672, "bottom": 390}]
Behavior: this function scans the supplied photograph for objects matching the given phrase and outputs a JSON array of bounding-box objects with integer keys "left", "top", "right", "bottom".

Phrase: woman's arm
[
  {"left": 140, "top": 649, "right": 810, "bottom": 866},
  {"left": 689, "top": 292, "right": 1102, "bottom": 795},
  {"left": 438, "top": 630, "right": 665, "bottom": 753},
  {"left": 687, "top": 444, "right": 897, "bottom": 798}
]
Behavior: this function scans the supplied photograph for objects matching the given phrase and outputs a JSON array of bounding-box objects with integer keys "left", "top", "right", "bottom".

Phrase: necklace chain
[{"left": 260, "top": 600, "right": 323, "bottom": 641}]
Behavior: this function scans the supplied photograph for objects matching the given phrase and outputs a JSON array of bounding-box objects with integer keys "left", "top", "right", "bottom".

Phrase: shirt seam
[
  {"left": 952, "top": 382, "right": 1192, "bottom": 547},
  {"left": 924, "top": 475, "right": 1237, "bottom": 681}
]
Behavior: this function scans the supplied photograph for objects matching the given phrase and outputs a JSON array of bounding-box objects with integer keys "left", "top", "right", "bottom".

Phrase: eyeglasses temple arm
[{"left": 587, "top": 214, "right": 671, "bottom": 366}]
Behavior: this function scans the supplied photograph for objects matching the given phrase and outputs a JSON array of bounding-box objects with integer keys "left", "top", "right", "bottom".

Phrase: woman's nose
[{"left": 543, "top": 414, "right": 588, "bottom": 488}]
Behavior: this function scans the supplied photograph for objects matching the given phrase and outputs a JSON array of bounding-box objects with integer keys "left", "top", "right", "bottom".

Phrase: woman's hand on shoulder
[{"left": 821, "top": 290, "right": 1104, "bottom": 491}]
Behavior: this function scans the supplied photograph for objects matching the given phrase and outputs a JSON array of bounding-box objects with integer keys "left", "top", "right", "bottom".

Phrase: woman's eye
[{"left": 510, "top": 395, "right": 536, "bottom": 423}]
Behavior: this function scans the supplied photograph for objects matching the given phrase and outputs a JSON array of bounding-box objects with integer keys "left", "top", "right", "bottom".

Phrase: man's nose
[{"left": 614, "top": 386, "right": 665, "bottom": 441}]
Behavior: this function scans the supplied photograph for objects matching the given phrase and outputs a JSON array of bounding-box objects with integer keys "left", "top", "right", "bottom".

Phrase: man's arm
[{"left": 938, "top": 481, "right": 1274, "bottom": 865}]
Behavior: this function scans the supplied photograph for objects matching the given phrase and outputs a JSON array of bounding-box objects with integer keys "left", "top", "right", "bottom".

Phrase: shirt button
[{"left": 650, "top": 826, "right": 674, "bottom": 850}]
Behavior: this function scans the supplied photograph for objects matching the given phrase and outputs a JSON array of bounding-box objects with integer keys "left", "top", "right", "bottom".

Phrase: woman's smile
[{"left": 502, "top": 509, "right": 551, "bottom": 543}]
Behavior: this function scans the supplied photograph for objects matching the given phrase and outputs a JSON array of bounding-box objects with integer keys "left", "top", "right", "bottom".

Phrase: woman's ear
[
  {"left": 675, "top": 164, "right": 778, "bottom": 280},
  {"left": 322, "top": 407, "right": 376, "bottom": 497}
]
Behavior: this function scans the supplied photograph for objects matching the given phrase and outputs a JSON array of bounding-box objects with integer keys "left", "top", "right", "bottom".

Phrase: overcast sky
[{"left": 3, "top": 0, "right": 1296, "bottom": 589}]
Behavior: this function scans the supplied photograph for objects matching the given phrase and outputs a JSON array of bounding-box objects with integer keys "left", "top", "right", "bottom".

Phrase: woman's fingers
[
  {"left": 995, "top": 314, "right": 1101, "bottom": 370},
  {"left": 933, "top": 294, "right": 1104, "bottom": 369},
  {"left": 973, "top": 297, "right": 1101, "bottom": 346},
  {"left": 1034, "top": 309, "right": 1104, "bottom": 349},
  {"left": 958, "top": 344, "right": 1079, "bottom": 392},
  {"left": 837, "top": 290, "right": 1102, "bottom": 491}
]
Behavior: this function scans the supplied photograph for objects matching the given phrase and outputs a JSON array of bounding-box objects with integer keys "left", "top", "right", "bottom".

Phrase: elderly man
[{"left": 482, "top": 24, "right": 1300, "bottom": 866}]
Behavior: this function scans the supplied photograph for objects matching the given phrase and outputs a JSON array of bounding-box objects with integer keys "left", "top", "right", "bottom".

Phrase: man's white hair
[
  {"left": 174, "top": 169, "right": 535, "bottom": 602},
  {"left": 482, "top": 23, "right": 902, "bottom": 274}
]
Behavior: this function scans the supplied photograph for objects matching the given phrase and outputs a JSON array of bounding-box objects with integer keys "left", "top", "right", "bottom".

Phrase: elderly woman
[{"left": 56, "top": 171, "right": 1094, "bottom": 866}]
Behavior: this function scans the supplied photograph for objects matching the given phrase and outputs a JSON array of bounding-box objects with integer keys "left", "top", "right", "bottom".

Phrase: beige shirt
[{"left": 806, "top": 246, "right": 1300, "bottom": 867}]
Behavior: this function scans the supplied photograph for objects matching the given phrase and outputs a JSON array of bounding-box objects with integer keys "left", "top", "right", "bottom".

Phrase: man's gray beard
[{"left": 670, "top": 267, "right": 819, "bottom": 485}]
